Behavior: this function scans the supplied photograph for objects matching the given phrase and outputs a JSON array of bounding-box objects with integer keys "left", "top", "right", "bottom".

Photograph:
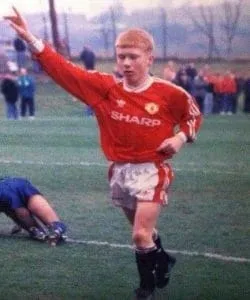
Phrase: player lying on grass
[
  {"left": 0, "top": 176, "right": 67, "bottom": 246},
  {"left": 4, "top": 7, "right": 202, "bottom": 299}
]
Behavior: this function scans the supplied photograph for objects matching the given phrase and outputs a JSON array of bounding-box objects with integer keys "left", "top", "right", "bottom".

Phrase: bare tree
[
  {"left": 41, "top": 13, "right": 49, "bottom": 41},
  {"left": 110, "top": 6, "right": 117, "bottom": 59},
  {"left": 100, "top": 25, "right": 110, "bottom": 57},
  {"left": 185, "top": 4, "right": 220, "bottom": 60},
  {"left": 221, "top": 0, "right": 244, "bottom": 57},
  {"left": 63, "top": 10, "right": 71, "bottom": 58},
  {"left": 48, "top": 0, "right": 60, "bottom": 51},
  {"left": 159, "top": 7, "right": 168, "bottom": 59}
]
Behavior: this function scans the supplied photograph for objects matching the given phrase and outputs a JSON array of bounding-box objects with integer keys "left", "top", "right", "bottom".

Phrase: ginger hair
[{"left": 115, "top": 28, "right": 155, "bottom": 53}]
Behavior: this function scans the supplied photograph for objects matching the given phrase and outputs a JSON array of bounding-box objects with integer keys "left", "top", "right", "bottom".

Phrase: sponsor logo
[
  {"left": 116, "top": 99, "right": 126, "bottom": 108},
  {"left": 111, "top": 111, "right": 161, "bottom": 127},
  {"left": 145, "top": 102, "right": 159, "bottom": 115}
]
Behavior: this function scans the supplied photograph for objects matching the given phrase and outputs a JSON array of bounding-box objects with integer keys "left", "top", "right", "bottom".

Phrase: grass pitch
[{"left": 0, "top": 81, "right": 249, "bottom": 300}]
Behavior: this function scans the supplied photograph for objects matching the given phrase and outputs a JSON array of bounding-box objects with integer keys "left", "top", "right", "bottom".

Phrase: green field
[{"left": 0, "top": 82, "right": 249, "bottom": 300}]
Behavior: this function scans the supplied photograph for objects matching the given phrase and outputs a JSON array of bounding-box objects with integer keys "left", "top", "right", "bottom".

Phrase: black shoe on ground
[
  {"left": 47, "top": 229, "right": 67, "bottom": 246},
  {"left": 29, "top": 227, "right": 47, "bottom": 241},
  {"left": 134, "top": 287, "right": 155, "bottom": 300},
  {"left": 155, "top": 252, "right": 176, "bottom": 289}
]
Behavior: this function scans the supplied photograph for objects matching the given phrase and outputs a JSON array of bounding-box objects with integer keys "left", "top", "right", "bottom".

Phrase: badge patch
[{"left": 145, "top": 103, "right": 159, "bottom": 115}]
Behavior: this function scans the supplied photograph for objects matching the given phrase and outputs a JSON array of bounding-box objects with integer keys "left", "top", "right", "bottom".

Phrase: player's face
[{"left": 116, "top": 47, "right": 153, "bottom": 87}]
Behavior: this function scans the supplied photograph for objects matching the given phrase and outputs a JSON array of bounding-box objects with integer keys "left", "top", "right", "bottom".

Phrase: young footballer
[
  {"left": 0, "top": 176, "right": 67, "bottom": 246},
  {"left": 5, "top": 7, "right": 202, "bottom": 299}
]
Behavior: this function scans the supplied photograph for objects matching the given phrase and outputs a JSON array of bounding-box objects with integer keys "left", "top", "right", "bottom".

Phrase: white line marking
[
  {"left": 1, "top": 232, "right": 249, "bottom": 263},
  {"left": 0, "top": 159, "right": 248, "bottom": 175},
  {"left": 66, "top": 238, "right": 250, "bottom": 263},
  {"left": 0, "top": 159, "right": 106, "bottom": 167}
]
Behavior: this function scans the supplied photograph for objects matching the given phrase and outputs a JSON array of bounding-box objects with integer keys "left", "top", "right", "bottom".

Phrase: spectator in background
[
  {"left": 220, "top": 70, "right": 237, "bottom": 115},
  {"left": 212, "top": 72, "right": 224, "bottom": 114},
  {"left": 202, "top": 66, "right": 215, "bottom": 115},
  {"left": 185, "top": 62, "right": 197, "bottom": 82},
  {"left": 192, "top": 70, "right": 208, "bottom": 114},
  {"left": 163, "top": 60, "right": 176, "bottom": 82},
  {"left": 234, "top": 71, "right": 245, "bottom": 114},
  {"left": 243, "top": 75, "right": 250, "bottom": 113},
  {"left": 174, "top": 70, "right": 193, "bottom": 94},
  {"left": 13, "top": 35, "right": 27, "bottom": 70},
  {"left": 6, "top": 60, "right": 18, "bottom": 74},
  {"left": 1, "top": 72, "right": 19, "bottom": 120},
  {"left": 80, "top": 46, "right": 96, "bottom": 70},
  {"left": 17, "top": 67, "right": 36, "bottom": 119},
  {"left": 80, "top": 46, "right": 96, "bottom": 116}
]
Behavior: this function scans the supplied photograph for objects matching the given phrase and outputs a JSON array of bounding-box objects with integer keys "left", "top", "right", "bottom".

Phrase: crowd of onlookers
[
  {"left": 0, "top": 67, "right": 36, "bottom": 120},
  {"left": 0, "top": 36, "right": 37, "bottom": 120},
  {"left": 163, "top": 61, "right": 250, "bottom": 115},
  {"left": 1, "top": 36, "right": 250, "bottom": 120}
]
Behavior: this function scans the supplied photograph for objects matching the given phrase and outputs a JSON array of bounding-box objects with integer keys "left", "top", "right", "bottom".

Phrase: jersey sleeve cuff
[{"left": 28, "top": 35, "right": 45, "bottom": 53}]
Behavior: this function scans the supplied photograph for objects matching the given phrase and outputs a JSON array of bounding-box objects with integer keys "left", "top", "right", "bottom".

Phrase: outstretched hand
[{"left": 4, "top": 7, "right": 31, "bottom": 42}]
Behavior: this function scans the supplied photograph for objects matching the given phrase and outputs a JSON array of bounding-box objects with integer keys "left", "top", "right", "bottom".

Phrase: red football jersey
[{"left": 36, "top": 45, "right": 202, "bottom": 163}]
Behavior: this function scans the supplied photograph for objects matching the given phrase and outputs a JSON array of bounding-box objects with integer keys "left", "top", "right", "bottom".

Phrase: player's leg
[
  {"left": 122, "top": 206, "right": 176, "bottom": 292},
  {"left": 5, "top": 207, "right": 35, "bottom": 231},
  {"left": 27, "top": 194, "right": 67, "bottom": 245},
  {"left": 122, "top": 206, "right": 135, "bottom": 226},
  {"left": 28, "top": 194, "right": 60, "bottom": 223},
  {"left": 6, "top": 207, "right": 47, "bottom": 241},
  {"left": 129, "top": 162, "right": 176, "bottom": 298},
  {"left": 132, "top": 202, "right": 161, "bottom": 299},
  {"left": 9, "top": 177, "right": 66, "bottom": 244},
  {"left": 153, "top": 228, "right": 176, "bottom": 289},
  {"left": 13, "top": 207, "right": 38, "bottom": 229}
]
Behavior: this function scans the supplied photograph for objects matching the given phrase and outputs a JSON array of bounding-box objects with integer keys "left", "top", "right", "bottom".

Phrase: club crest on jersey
[
  {"left": 116, "top": 99, "right": 126, "bottom": 108},
  {"left": 145, "top": 103, "right": 159, "bottom": 115}
]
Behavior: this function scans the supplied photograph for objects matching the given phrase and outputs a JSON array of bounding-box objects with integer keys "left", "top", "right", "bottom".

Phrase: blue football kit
[{"left": 0, "top": 177, "right": 41, "bottom": 211}]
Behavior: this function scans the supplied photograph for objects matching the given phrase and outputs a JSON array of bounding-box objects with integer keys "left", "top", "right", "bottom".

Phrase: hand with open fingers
[
  {"left": 3, "top": 7, "right": 31, "bottom": 42},
  {"left": 156, "top": 135, "right": 185, "bottom": 156}
]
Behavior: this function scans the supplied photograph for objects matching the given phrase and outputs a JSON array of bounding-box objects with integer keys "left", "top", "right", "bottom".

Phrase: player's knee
[
  {"left": 132, "top": 228, "right": 152, "bottom": 247},
  {"left": 15, "top": 207, "right": 30, "bottom": 218}
]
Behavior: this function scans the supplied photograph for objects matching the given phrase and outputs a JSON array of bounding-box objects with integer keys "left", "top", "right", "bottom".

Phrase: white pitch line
[
  {"left": 66, "top": 238, "right": 250, "bottom": 263},
  {"left": 0, "top": 159, "right": 248, "bottom": 175},
  {"left": 1, "top": 232, "right": 249, "bottom": 263},
  {"left": 0, "top": 159, "right": 106, "bottom": 167}
]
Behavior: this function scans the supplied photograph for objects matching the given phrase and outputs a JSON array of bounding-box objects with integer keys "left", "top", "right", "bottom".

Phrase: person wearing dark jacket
[
  {"left": 1, "top": 73, "right": 19, "bottom": 120},
  {"left": 80, "top": 46, "right": 96, "bottom": 116},
  {"left": 80, "top": 46, "right": 96, "bottom": 70},
  {"left": 174, "top": 70, "right": 193, "bottom": 94},
  {"left": 192, "top": 71, "right": 208, "bottom": 114},
  {"left": 243, "top": 77, "right": 250, "bottom": 113},
  {"left": 13, "top": 36, "right": 27, "bottom": 69},
  {"left": 17, "top": 67, "right": 36, "bottom": 119}
]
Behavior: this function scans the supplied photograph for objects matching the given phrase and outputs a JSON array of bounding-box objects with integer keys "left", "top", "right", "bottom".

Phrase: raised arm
[{"left": 4, "top": 7, "right": 114, "bottom": 105}]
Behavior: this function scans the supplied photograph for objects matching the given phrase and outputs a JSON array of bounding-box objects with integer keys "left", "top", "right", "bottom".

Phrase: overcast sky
[{"left": 0, "top": 0, "right": 221, "bottom": 18}]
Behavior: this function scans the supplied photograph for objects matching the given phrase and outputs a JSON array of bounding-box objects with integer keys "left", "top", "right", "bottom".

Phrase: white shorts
[{"left": 108, "top": 162, "right": 174, "bottom": 210}]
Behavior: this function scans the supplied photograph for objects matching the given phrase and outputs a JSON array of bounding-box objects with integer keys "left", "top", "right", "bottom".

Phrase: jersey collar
[{"left": 123, "top": 75, "right": 154, "bottom": 93}]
